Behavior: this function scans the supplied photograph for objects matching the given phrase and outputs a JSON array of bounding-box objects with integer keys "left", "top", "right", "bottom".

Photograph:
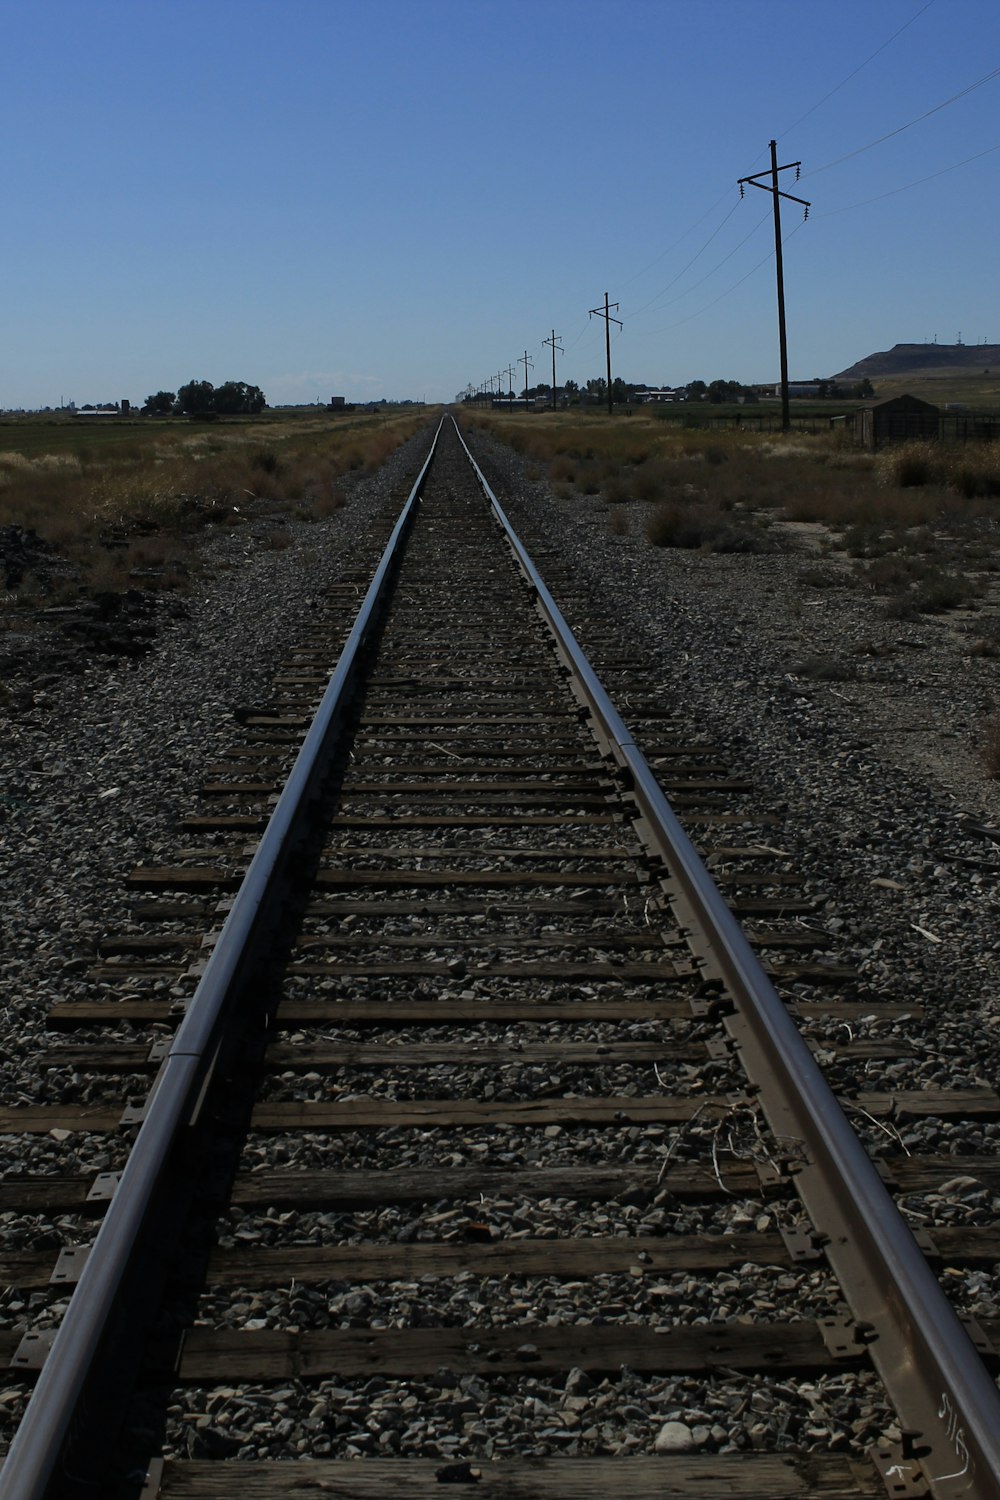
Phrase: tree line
[
  {"left": 514, "top": 375, "right": 875, "bottom": 404},
  {"left": 143, "top": 380, "right": 267, "bottom": 416}
]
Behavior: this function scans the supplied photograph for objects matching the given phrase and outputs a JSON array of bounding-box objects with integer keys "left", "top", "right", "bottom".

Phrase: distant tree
[
  {"left": 174, "top": 378, "right": 267, "bottom": 415},
  {"left": 176, "top": 379, "right": 216, "bottom": 415},
  {"left": 563, "top": 379, "right": 579, "bottom": 395},
  {"left": 707, "top": 378, "right": 741, "bottom": 404},
  {"left": 585, "top": 377, "right": 607, "bottom": 401},
  {"left": 214, "top": 380, "right": 266, "bottom": 414},
  {"left": 685, "top": 379, "right": 707, "bottom": 401},
  {"left": 143, "top": 390, "right": 176, "bottom": 415},
  {"left": 851, "top": 377, "right": 875, "bottom": 399},
  {"left": 611, "top": 377, "right": 630, "bottom": 405}
]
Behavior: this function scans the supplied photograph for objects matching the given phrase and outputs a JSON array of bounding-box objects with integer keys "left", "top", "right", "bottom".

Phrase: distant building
[
  {"left": 329, "top": 395, "right": 346, "bottom": 408},
  {"left": 635, "top": 388, "right": 685, "bottom": 404},
  {"left": 854, "top": 393, "right": 939, "bottom": 450}
]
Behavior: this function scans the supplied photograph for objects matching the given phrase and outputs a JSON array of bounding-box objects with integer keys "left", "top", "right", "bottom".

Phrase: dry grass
[
  {"left": 466, "top": 409, "right": 1000, "bottom": 522},
  {"left": 876, "top": 440, "right": 1000, "bottom": 500},
  {"left": 462, "top": 411, "right": 1000, "bottom": 612},
  {"left": 0, "top": 411, "right": 426, "bottom": 543},
  {"left": 0, "top": 410, "right": 429, "bottom": 605},
  {"left": 646, "top": 498, "right": 780, "bottom": 554}
]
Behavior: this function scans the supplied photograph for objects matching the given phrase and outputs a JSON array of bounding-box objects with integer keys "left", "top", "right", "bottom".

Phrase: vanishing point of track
[{"left": 2, "top": 416, "right": 1000, "bottom": 1500}]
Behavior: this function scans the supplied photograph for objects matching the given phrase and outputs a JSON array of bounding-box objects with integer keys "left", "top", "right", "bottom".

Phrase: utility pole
[
  {"left": 589, "top": 293, "right": 622, "bottom": 416},
  {"left": 542, "top": 329, "right": 563, "bottom": 410},
  {"left": 519, "top": 350, "right": 534, "bottom": 403},
  {"left": 738, "top": 141, "right": 810, "bottom": 433},
  {"left": 505, "top": 363, "right": 516, "bottom": 407}
]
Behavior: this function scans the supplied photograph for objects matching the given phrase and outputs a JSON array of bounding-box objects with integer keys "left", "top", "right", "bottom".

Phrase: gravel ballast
[{"left": 3, "top": 416, "right": 999, "bottom": 1470}]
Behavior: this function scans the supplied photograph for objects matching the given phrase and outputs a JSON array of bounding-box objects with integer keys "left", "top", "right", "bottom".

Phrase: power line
[
  {"left": 490, "top": 7, "right": 938, "bottom": 391},
  {"left": 815, "top": 140, "right": 1000, "bottom": 217},
  {"left": 637, "top": 205, "right": 772, "bottom": 318},
  {"left": 651, "top": 218, "right": 809, "bottom": 338},
  {"left": 618, "top": 185, "right": 734, "bottom": 292},
  {"left": 776, "top": 0, "right": 936, "bottom": 139},
  {"left": 805, "top": 63, "right": 1000, "bottom": 178},
  {"left": 626, "top": 200, "right": 741, "bottom": 319},
  {"left": 563, "top": 2, "right": 941, "bottom": 364},
  {"left": 560, "top": 316, "right": 595, "bottom": 356}
]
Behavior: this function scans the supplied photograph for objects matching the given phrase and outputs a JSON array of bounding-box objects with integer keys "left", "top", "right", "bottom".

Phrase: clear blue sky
[{"left": 2, "top": 0, "right": 998, "bottom": 408}]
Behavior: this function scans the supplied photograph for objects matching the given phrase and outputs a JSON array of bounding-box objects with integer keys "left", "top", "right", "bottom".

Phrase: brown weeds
[{"left": 0, "top": 410, "right": 428, "bottom": 608}]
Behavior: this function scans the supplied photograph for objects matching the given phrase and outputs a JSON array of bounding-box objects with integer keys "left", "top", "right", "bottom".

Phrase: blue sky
[{"left": 1, "top": 0, "right": 998, "bottom": 408}]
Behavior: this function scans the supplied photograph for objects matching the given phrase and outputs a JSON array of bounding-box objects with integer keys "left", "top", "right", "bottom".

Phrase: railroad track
[{"left": 2, "top": 415, "right": 1000, "bottom": 1499}]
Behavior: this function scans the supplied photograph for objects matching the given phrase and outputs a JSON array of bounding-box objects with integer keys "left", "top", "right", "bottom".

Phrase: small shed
[{"left": 854, "top": 393, "right": 939, "bottom": 450}]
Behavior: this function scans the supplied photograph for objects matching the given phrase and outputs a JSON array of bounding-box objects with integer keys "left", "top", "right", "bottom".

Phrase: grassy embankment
[{"left": 0, "top": 407, "right": 436, "bottom": 600}]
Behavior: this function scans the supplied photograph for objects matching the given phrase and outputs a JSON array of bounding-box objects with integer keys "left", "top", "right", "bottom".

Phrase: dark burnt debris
[
  {"left": 1, "top": 528, "right": 190, "bottom": 709},
  {"left": 1, "top": 524, "right": 54, "bottom": 590}
]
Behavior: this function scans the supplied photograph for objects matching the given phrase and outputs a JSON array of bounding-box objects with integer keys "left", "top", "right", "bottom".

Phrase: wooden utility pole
[
  {"left": 589, "top": 293, "right": 622, "bottom": 415},
  {"left": 738, "top": 141, "right": 810, "bottom": 433},
  {"left": 542, "top": 329, "right": 563, "bottom": 409},
  {"left": 519, "top": 350, "right": 534, "bottom": 401},
  {"left": 505, "top": 363, "right": 516, "bottom": 406}
]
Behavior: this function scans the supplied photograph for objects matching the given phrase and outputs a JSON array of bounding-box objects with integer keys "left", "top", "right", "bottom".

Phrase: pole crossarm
[
  {"left": 588, "top": 300, "right": 623, "bottom": 328},
  {"left": 738, "top": 158, "right": 810, "bottom": 215},
  {"left": 740, "top": 177, "right": 811, "bottom": 211}
]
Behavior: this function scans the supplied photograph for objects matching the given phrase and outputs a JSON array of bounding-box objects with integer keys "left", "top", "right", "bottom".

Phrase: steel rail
[
  {"left": 453, "top": 415, "right": 1000, "bottom": 1500},
  {"left": 0, "top": 417, "right": 446, "bottom": 1500}
]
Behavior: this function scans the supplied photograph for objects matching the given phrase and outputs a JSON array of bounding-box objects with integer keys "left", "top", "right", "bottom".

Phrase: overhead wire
[
  {"left": 776, "top": 0, "right": 936, "bottom": 140},
  {"left": 496, "top": 4, "right": 967, "bottom": 386},
  {"left": 617, "top": 185, "right": 735, "bottom": 293},
  {"left": 804, "top": 63, "right": 1000, "bottom": 178},
  {"left": 652, "top": 218, "right": 808, "bottom": 337},
  {"left": 816, "top": 140, "right": 1000, "bottom": 217},
  {"left": 634, "top": 204, "right": 772, "bottom": 323},
  {"left": 591, "top": 18, "right": 979, "bottom": 366},
  {"left": 625, "top": 199, "right": 742, "bottom": 319},
  {"left": 613, "top": 0, "right": 937, "bottom": 329}
]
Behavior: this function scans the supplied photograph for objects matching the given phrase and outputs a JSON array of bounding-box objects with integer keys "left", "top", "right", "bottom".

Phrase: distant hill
[{"left": 835, "top": 343, "right": 1000, "bottom": 381}]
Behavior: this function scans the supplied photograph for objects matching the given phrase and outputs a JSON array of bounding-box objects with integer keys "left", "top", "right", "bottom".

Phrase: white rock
[{"left": 654, "top": 1421, "right": 695, "bottom": 1453}]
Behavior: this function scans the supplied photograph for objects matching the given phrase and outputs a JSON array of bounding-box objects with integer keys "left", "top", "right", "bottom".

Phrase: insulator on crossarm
[
  {"left": 739, "top": 182, "right": 744, "bottom": 198},
  {"left": 796, "top": 165, "right": 800, "bottom": 180},
  {"left": 803, "top": 205, "right": 809, "bottom": 220}
]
